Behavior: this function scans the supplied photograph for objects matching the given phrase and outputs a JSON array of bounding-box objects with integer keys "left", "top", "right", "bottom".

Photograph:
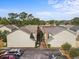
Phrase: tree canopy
[{"left": 0, "top": 12, "right": 79, "bottom": 26}]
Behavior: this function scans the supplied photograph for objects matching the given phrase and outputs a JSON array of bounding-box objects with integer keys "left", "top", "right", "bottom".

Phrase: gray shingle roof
[
  {"left": 70, "top": 26, "right": 79, "bottom": 32},
  {"left": 20, "top": 27, "right": 31, "bottom": 34},
  {"left": 60, "top": 25, "right": 74, "bottom": 29},
  {"left": 5, "top": 25, "right": 19, "bottom": 34},
  {"left": 42, "top": 26, "right": 67, "bottom": 35},
  {"left": 5, "top": 25, "right": 18, "bottom": 31},
  {"left": 21, "top": 25, "right": 38, "bottom": 34}
]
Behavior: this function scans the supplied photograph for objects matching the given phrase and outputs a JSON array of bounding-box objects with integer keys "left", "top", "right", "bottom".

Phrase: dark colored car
[{"left": 0, "top": 54, "right": 15, "bottom": 59}]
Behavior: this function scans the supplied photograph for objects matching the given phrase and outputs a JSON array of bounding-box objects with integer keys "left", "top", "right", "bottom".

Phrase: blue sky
[{"left": 0, "top": 0, "right": 79, "bottom": 20}]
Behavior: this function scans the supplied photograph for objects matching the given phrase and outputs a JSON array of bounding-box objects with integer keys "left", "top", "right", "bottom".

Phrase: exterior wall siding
[
  {"left": 48, "top": 30, "right": 76, "bottom": 47},
  {"left": 7, "top": 30, "right": 35, "bottom": 47}
]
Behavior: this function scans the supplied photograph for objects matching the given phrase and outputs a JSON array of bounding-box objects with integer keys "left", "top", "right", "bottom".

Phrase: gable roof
[
  {"left": 5, "top": 25, "right": 19, "bottom": 34},
  {"left": 43, "top": 26, "right": 76, "bottom": 35},
  {"left": 60, "top": 25, "right": 74, "bottom": 29},
  {"left": 8, "top": 25, "right": 39, "bottom": 35},
  {"left": 5, "top": 25, "right": 18, "bottom": 30},
  {"left": 4, "top": 25, "right": 19, "bottom": 33},
  {"left": 20, "top": 27, "right": 31, "bottom": 34},
  {"left": 42, "top": 26, "right": 66, "bottom": 35},
  {"left": 70, "top": 26, "right": 79, "bottom": 32},
  {"left": 21, "top": 25, "right": 38, "bottom": 34}
]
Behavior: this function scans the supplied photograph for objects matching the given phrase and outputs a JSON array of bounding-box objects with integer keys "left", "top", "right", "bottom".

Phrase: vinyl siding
[
  {"left": 7, "top": 30, "right": 35, "bottom": 47},
  {"left": 48, "top": 30, "right": 76, "bottom": 47}
]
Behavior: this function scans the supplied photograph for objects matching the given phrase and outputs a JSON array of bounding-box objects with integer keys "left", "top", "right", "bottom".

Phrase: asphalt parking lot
[
  {"left": 20, "top": 48, "right": 52, "bottom": 59},
  {"left": 0, "top": 48, "right": 68, "bottom": 59}
]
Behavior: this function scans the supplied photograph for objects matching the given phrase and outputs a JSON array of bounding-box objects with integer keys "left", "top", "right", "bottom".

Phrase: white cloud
[
  {"left": 35, "top": 11, "right": 54, "bottom": 20},
  {"left": 48, "top": 0, "right": 79, "bottom": 17},
  {"left": 36, "top": 11, "right": 52, "bottom": 16},
  {"left": 35, "top": 0, "right": 79, "bottom": 20}
]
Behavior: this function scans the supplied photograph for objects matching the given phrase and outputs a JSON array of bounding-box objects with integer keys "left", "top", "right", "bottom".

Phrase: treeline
[
  {"left": 0, "top": 12, "right": 79, "bottom": 27},
  {"left": 47, "top": 17, "right": 79, "bottom": 26},
  {"left": 0, "top": 12, "right": 46, "bottom": 27}
]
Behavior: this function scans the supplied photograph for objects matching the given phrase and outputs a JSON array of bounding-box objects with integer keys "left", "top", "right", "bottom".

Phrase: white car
[{"left": 4, "top": 49, "right": 23, "bottom": 56}]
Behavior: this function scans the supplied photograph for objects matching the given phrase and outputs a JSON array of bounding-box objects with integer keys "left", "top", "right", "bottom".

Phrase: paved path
[{"left": 20, "top": 48, "right": 52, "bottom": 59}]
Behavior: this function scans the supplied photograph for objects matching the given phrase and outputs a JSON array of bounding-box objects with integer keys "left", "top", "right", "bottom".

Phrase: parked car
[
  {"left": 8, "top": 49, "right": 23, "bottom": 56},
  {"left": 4, "top": 49, "right": 23, "bottom": 57},
  {"left": 0, "top": 54, "right": 15, "bottom": 59}
]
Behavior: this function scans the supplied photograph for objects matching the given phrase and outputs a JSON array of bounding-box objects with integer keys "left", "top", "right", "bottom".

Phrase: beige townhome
[
  {"left": 43, "top": 26, "right": 77, "bottom": 48},
  {"left": 7, "top": 29, "right": 35, "bottom": 47},
  {"left": 0, "top": 25, "right": 18, "bottom": 32},
  {"left": 7, "top": 25, "right": 38, "bottom": 47},
  {"left": 70, "top": 26, "right": 79, "bottom": 48}
]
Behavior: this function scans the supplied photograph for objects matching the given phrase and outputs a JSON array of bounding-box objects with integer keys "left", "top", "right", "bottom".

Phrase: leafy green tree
[
  {"left": 0, "top": 31, "right": 2, "bottom": 40},
  {"left": 19, "top": 12, "right": 27, "bottom": 20},
  {"left": 40, "top": 20, "right": 46, "bottom": 25},
  {"left": 69, "top": 49, "right": 79, "bottom": 58},
  {"left": 61, "top": 43, "right": 72, "bottom": 52},
  {"left": 2, "top": 30, "right": 9, "bottom": 42},
  {"left": 71, "top": 17, "right": 79, "bottom": 25},
  {"left": 31, "top": 18, "right": 40, "bottom": 25},
  {"left": 28, "top": 14, "right": 34, "bottom": 20},
  {"left": 0, "top": 12, "right": 45, "bottom": 26},
  {"left": 47, "top": 44, "right": 51, "bottom": 48},
  {"left": 8, "top": 13, "right": 18, "bottom": 19},
  {"left": 0, "top": 17, "right": 1, "bottom": 19},
  {"left": 0, "top": 30, "right": 9, "bottom": 47},
  {"left": 47, "top": 20, "right": 54, "bottom": 24}
]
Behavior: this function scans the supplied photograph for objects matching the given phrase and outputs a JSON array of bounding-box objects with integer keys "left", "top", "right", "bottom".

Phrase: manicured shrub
[
  {"left": 47, "top": 44, "right": 51, "bottom": 48},
  {"left": 61, "top": 43, "right": 72, "bottom": 51}
]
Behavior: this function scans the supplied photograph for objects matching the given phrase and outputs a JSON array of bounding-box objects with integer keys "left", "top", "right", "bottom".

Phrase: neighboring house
[
  {"left": 76, "top": 35, "right": 79, "bottom": 47},
  {"left": 21, "top": 25, "right": 39, "bottom": 40},
  {"left": 43, "top": 26, "right": 76, "bottom": 47},
  {"left": 60, "top": 25, "right": 74, "bottom": 30},
  {"left": 3, "top": 25, "right": 79, "bottom": 48},
  {"left": 7, "top": 28, "right": 35, "bottom": 47},
  {"left": 70, "top": 26, "right": 79, "bottom": 35},
  {"left": 22, "top": 25, "right": 38, "bottom": 33},
  {"left": 70, "top": 26, "right": 79, "bottom": 48},
  {"left": 0, "top": 25, "right": 18, "bottom": 32}
]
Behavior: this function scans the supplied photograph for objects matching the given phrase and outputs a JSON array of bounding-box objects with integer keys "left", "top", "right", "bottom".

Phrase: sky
[{"left": 0, "top": 0, "right": 79, "bottom": 20}]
